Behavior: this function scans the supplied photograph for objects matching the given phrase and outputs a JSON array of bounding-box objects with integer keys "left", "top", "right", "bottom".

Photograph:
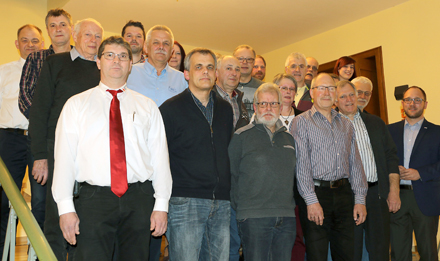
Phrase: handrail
[{"left": 0, "top": 157, "right": 56, "bottom": 260}]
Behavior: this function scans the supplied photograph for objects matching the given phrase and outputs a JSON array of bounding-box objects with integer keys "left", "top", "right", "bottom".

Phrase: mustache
[{"left": 154, "top": 50, "right": 167, "bottom": 55}]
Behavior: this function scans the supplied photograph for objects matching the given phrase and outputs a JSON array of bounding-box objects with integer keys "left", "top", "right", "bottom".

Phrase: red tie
[{"left": 107, "top": 89, "right": 128, "bottom": 197}]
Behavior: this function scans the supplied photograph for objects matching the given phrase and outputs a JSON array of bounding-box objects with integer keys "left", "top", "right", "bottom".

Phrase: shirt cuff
[
  {"left": 153, "top": 198, "right": 169, "bottom": 213},
  {"left": 57, "top": 198, "right": 76, "bottom": 216},
  {"left": 304, "top": 193, "right": 319, "bottom": 206},
  {"left": 354, "top": 195, "right": 366, "bottom": 205}
]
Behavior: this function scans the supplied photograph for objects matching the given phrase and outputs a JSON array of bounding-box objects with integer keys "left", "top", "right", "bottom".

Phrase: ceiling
[{"left": 62, "top": 0, "right": 409, "bottom": 54}]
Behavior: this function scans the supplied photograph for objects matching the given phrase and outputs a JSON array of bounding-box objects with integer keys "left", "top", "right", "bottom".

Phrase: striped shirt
[
  {"left": 215, "top": 85, "right": 239, "bottom": 127},
  {"left": 291, "top": 106, "right": 367, "bottom": 205},
  {"left": 18, "top": 45, "right": 56, "bottom": 119},
  {"left": 341, "top": 112, "right": 378, "bottom": 182}
]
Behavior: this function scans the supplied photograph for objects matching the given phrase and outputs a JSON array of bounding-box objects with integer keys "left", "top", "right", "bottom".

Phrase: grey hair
[
  {"left": 73, "top": 18, "right": 103, "bottom": 37},
  {"left": 273, "top": 73, "right": 298, "bottom": 92},
  {"left": 145, "top": 25, "right": 174, "bottom": 46},
  {"left": 285, "top": 52, "right": 307, "bottom": 67},
  {"left": 351, "top": 76, "right": 373, "bottom": 91},
  {"left": 253, "top": 83, "right": 282, "bottom": 105},
  {"left": 184, "top": 48, "right": 217, "bottom": 72}
]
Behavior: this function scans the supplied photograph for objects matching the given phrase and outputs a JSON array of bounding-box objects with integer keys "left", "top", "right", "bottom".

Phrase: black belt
[
  {"left": 2, "top": 128, "right": 28, "bottom": 136},
  {"left": 368, "top": 181, "right": 378, "bottom": 187},
  {"left": 313, "top": 178, "right": 348, "bottom": 188},
  {"left": 400, "top": 184, "right": 413, "bottom": 190}
]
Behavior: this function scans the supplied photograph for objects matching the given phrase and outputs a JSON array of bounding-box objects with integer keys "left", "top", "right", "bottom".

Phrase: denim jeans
[
  {"left": 230, "top": 207, "right": 241, "bottom": 261},
  {"left": 238, "top": 217, "right": 296, "bottom": 261},
  {"left": 167, "top": 197, "right": 230, "bottom": 261}
]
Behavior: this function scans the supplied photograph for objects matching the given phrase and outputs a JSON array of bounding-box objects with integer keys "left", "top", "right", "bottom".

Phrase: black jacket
[{"left": 159, "top": 89, "right": 234, "bottom": 200}]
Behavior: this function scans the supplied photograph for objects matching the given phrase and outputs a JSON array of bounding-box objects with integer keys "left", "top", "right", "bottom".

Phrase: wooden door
[{"left": 318, "top": 47, "right": 388, "bottom": 123}]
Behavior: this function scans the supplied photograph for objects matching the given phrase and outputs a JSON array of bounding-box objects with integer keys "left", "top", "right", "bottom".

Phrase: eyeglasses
[
  {"left": 255, "top": 102, "right": 280, "bottom": 108},
  {"left": 403, "top": 97, "right": 424, "bottom": 104},
  {"left": 288, "top": 64, "right": 305, "bottom": 70},
  {"left": 307, "top": 65, "right": 318, "bottom": 72},
  {"left": 236, "top": 57, "right": 255, "bottom": 63},
  {"left": 280, "top": 86, "right": 296, "bottom": 92},
  {"left": 102, "top": 52, "right": 130, "bottom": 61},
  {"left": 357, "top": 90, "right": 372, "bottom": 97},
  {"left": 312, "top": 86, "right": 336, "bottom": 92}
]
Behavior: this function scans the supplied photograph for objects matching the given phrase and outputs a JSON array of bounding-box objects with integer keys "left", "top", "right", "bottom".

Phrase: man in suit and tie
[{"left": 388, "top": 86, "right": 440, "bottom": 261}]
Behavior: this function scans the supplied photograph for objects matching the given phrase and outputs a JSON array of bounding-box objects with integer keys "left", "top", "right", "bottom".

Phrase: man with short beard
[
  {"left": 388, "top": 86, "right": 440, "bottom": 261},
  {"left": 352, "top": 76, "right": 373, "bottom": 112},
  {"left": 121, "top": 20, "right": 146, "bottom": 64},
  {"left": 229, "top": 83, "right": 297, "bottom": 260},
  {"left": 252, "top": 55, "right": 266, "bottom": 81}
]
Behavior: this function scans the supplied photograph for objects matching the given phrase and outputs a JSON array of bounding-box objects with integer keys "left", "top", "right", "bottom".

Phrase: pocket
[
  {"left": 78, "top": 185, "right": 96, "bottom": 200},
  {"left": 236, "top": 218, "right": 247, "bottom": 223},
  {"left": 169, "top": 197, "right": 190, "bottom": 206}
]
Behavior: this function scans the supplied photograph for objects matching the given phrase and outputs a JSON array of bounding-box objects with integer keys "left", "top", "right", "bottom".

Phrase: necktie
[{"left": 107, "top": 89, "right": 128, "bottom": 197}]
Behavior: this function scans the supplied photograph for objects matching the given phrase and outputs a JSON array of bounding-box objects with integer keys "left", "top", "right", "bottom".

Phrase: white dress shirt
[
  {"left": 53, "top": 82, "right": 172, "bottom": 215},
  {"left": 0, "top": 58, "right": 28, "bottom": 129}
]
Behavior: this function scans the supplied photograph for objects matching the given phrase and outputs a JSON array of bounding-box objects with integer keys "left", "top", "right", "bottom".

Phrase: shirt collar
[
  {"left": 215, "top": 84, "right": 237, "bottom": 99},
  {"left": 144, "top": 58, "right": 169, "bottom": 76},
  {"left": 18, "top": 57, "right": 26, "bottom": 66},
  {"left": 405, "top": 117, "right": 424, "bottom": 127},
  {"left": 298, "top": 85, "right": 308, "bottom": 92},
  {"left": 99, "top": 81, "right": 127, "bottom": 97},
  {"left": 339, "top": 110, "right": 360, "bottom": 121},
  {"left": 310, "top": 106, "right": 339, "bottom": 120},
  {"left": 70, "top": 47, "right": 97, "bottom": 61}
]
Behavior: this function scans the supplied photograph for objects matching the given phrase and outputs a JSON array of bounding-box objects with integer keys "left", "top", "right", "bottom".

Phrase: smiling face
[
  {"left": 285, "top": 57, "right": 306, "bottom": 87},
  {"left": 47, "top": 15, "right": 72, "bottom": 47},
  {"left": 73, "top": 21, "right": 103, "bottom": 60},
  {"left": 169, "top": 44, "right": 182, "bottom": 70},
  {"left": 123, "top": 25, "right": 145, "bottom": 55},
  {"left": 252, "top": 57, "right": 266, "bottom": 80},
  {"left": 336, "top": 83, "right": 357, "bottom": 118},
  {"left": 234, "top": 48, "right": 255, "bottom": 77},
  {"left": 185, "top": 52, "right": 216, "bottom": 92},
  {"left": 15, "top": 26, "right": 44, "bottom": 59},
  {"left": 305, "top": 57, "right": 319, "bottom": 81},
  {"left": 97, "top": 44, "right": 132, "bottom": 87},
  {"left": 338, "top": 63, "right": 355, "bottom": 80},
  {"left": 216, "top": 56, "right": 240, "bottom": 93},
  {"left": 402, "top": 88, "right": 427, "bottom": 121},
  {"left": 146, "top": 29, "right": 173, "bottom": 64}
]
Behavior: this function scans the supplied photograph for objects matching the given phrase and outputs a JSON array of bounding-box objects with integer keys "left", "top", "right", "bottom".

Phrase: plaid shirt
[
  {"left": 18, "top": 45, "right": 57, "bottom": 119},
  {"left": 215, "top": 85, "right": 240, "bottom": 128},
  {"left": 191, "top": 90, "right": 214, "bottom": 126}
]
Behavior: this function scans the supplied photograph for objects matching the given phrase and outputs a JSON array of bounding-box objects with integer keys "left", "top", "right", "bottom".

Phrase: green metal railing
[{"left": 0, "top": 157, "right": 56, "bottom": 260}]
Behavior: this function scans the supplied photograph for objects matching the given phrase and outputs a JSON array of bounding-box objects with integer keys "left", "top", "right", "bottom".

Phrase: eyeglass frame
[
  {"left": 236, "top": 57, "right": 255, "bottom": 63},
  {"left": 357, "top": 90, "right": 372, "bottom": 97},
  {"left": 311, "top": 85, "right": 337, "bottom": 92},
  {"left": 101, "top": 52, "right": 130, "bottom": 61},
  {"left": 402, "top": 97, "right": 425, "bottom": 104},
  {"left": 255, "top": 102, "right": 280, "bottom": 108}
]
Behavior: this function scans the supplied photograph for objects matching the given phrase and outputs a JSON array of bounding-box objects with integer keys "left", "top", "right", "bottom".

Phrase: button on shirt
[
  {"left": 0, "top": 58, "right": 28, "bottom": 129},
  {"left": 127, "top": 59, "right": 188, "bottom": 106},
  {"left": 53, "top": 82, "right": 172, "bottom": 216},
  {"left": 402, "top": 118, "right": 424, "bottom": 185},
  {"left": 291, "top": 106, "right": 367, "bottom": 205},
  {"left": 341, "top": 111, "right": 378, "bottom": 182}
]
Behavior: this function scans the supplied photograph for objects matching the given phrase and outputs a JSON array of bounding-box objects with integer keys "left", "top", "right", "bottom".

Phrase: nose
[
  {"left": 358, "top": 92, "right": 365, "bottom": 99},
  {"left": 90, "top": 35, "right": 96, "bottom": 42}
]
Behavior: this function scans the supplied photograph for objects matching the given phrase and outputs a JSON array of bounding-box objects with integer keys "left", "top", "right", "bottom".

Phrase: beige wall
[{"left": 262, "top": 0, "right": 440, "bottom": 123}]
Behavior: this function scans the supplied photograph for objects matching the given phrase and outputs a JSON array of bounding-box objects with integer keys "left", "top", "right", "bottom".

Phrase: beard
[
  {"left": 131, "top": 45, "right": 142, "bottom": 55},
  {"left": 256, "top": 111, "right": 278, "bottom": 128},
  {"left": 404, "top": 106, "right": 424, "bottom": 119}
]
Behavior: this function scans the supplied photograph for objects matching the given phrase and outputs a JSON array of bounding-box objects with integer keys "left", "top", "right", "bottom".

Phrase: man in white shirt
[
  {"left": 0, "top": 24, "right": 44, "bottom": 255},
  {"left": 53, "top": 36, "right": 172, "bottom": 260},
  {"left": 285, "top": 52, "right": 313, "bottom": 111}
]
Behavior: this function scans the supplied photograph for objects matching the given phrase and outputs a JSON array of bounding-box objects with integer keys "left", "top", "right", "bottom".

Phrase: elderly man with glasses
[
  {"left": 291, "top": 73, "right": 368, "bottom": 261},
  {"left": 352, "top": 76, "right": 373, "bottom": 113}
]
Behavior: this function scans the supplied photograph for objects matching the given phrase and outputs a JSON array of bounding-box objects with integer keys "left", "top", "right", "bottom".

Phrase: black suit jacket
[
  {"left": 360, "top": 112, "right": 399, "bottom": 198},
  {"left": 388, "top": 119, "right": 440, "bottom": 216}
]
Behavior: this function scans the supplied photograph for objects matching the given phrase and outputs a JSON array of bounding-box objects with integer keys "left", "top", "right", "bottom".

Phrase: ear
[
  {"left": 40, "top": 40, "right": 45, "bottom": 49},
  {"left": 253, "top": 103, "right": 257, "bottom": 112},
  {"left": 184, "top": 70, "right": 189, "bottom": 81},
  {"left": 284, "top": 66, "right": 288, "bottom": 74},
  {"left": 15, "top": 40, "right": 19, "bottom": 50},
  {"left": 215, "top": 69, "right": 219, "bottom": 79},
  {"left": 96, "top": 57, "right": 101, "bottom": 70},
  {"left": 424, "top": 101, "right": 428, "bottom": 110}
]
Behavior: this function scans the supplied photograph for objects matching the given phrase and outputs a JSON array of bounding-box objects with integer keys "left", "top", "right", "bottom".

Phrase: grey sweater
[{"left": 229, "top": 120, "right": 296, "bottom": 220}]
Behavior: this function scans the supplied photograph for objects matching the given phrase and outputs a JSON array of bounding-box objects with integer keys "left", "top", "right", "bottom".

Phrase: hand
[
  {"left": 32, "top": 159, "right": 48, "bottom": 185},
  {"left": 398, "top": 165, "right": 405, "bottom": 174},
  {"left": 307, "top": 203, "right": 324, "bottom": 226},
  {"left": 400, "top": 168, "right": 420, "bottom": 181},
  {"left": 150, "top": 211, "right": 167, "bottom": 237},
  {"left": 353, "top": 204, "right": 367, "bottom": 225},
  {"left": 60, "top": 212, "right": 80, "bottom": 245},
  {"left": 387, "top": 190, "right": 401, "bottom": 213}
]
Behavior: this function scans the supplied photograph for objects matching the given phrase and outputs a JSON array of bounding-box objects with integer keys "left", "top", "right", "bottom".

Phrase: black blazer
[
  {"left": 388, "top": 119, "right": 440, "bottom": 216},
  {"left": 360, "top": 112, "right": 399, "bottom": 198}
]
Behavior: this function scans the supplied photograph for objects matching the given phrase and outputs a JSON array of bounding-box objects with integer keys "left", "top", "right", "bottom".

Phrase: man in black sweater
[
  {"left": 28, "top": 18, "right": 103, "bottom": 261},
  {"left": 159, "top": 48, "right": 233, "bottom": 261}
]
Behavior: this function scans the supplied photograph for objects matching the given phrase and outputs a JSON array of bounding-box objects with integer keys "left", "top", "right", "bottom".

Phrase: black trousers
[
  {"left": 354, "top": 184, "right": 390, "bottom": 261},
  {"left": 298, "top": 182, "right": 355, "bottom": 261},
  {"left": 390, "top": 189, "right": 439, "bottom": 261},
  {"left": 74, "top": 181, "right": 154, "bottom": 261}
]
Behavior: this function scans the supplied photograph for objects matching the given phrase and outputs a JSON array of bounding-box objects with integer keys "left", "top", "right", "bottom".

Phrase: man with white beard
[
  {"left": 229, "top": 83, "right": 297, "bottom": 260},
  {"left": 352, "top": 76, "right": 373, "bottom": 112}
]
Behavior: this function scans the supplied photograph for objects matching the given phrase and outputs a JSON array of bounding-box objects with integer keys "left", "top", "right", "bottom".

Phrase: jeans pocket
[
  {"left": 236, "top": 218, "right": 247, "bottom": 223},
  {"left": 169, "top": 197, "right": 190, "bottom": 205}
]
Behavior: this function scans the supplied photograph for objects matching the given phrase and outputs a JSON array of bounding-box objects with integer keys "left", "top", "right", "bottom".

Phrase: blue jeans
[
  {"left": 238, "top": 217, "right": 296, "bottom": 261},
  {"left": 230, "top": 207, "right": 241, "bottom": 261},
  {"left": 167, "top": 197, "right": 230, "bottom": 261}
]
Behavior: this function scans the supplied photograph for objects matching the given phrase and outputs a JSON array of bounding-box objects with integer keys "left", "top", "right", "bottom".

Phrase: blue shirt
[
  {"left": 127, "top": 59, "right": 188, "bottom": 106},
  {"left": 402, "top": 118, "right": 424, "bottom": 185}
]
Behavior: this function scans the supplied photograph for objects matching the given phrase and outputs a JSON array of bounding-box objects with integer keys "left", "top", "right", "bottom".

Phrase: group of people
[{"left": 0, "top": 7, "right": 439, "bottom": 261}]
